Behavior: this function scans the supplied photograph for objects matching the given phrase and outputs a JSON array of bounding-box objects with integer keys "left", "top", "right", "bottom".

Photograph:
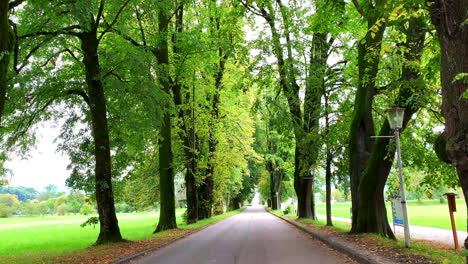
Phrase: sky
[{"left": 5, "top": 121, "right": 70, "bottom": 192}]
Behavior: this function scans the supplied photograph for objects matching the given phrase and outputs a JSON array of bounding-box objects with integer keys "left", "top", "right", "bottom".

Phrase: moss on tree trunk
[{"left": 351, "top": 15, "right": 425, "bottom": 238}]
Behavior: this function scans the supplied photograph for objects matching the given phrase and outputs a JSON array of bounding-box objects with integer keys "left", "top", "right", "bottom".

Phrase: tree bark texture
[
  {"left": 0, "top": 0, "right": 13, "bottom": 122},
  {"left": 324, "top": 84, "right": 333, "bottom": 226},
  {"left": 429, "top": 0, "right": 468, "bottom": 256},
  {"left": 154, "top": 8, "right": 177, "bottom": 232},
  {"left": 325, "top": 152, "right": 332, "bottom": 226},
  {"left": 81, "top": 32, "right": 122, "bottom": 244}
]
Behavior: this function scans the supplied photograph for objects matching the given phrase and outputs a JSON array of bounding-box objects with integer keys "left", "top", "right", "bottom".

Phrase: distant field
[
  {"left": 0, "top": 210, "right": 187, "bottom": 262},
  {"left": 316, "top": 199, "right": 467, "bottom": 231}
]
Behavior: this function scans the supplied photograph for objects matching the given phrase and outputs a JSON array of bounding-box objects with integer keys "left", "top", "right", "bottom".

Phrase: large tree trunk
[
  {"left": 81, "top": 32, "right": 122, "bottom": 244},
  {"left": 154, "top": 7, "right": 177, "bottom": 232},
  {"left": 352, "top": 15, "right": 425, "bottom": 238},
  {"left": 155, "top": 111, "right": 177, "bottom": 232},
  {"left": 0, "top": 1, "right": 13, "bottom": 122},
  {"left": 429, "top": 0, "right": 468, "bottom": 256},
  {"left": 349, "top": 13, "right": 385, "bottom": 232},
  {"left": 354, "top": 122, "right": 395, "bottom": 238},
  {"left": 185, "top": 154, "right": 198, "bottom": 224},
  {"left": 324, "top": 86, "right": 333, "bottom": 226},
  {"left": 266, "top": 160, "right": 279, "bottom": 210},
  {"left": 294, "top": 144, "right": 313, "bottom": 218},
  {"left": 325, "top": 151, "right": 332, "bottom": 226}
]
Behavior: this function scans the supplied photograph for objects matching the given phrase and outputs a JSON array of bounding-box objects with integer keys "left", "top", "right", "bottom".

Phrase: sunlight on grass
[
  {"left": 0, "top": 208, "right": 243, "bottom": 264},
  {"left": 315, "top": 199, "right": 468, "bottom": 231},
  {"left": 0, "top": 210, "right": 184, "bottom": 257}
]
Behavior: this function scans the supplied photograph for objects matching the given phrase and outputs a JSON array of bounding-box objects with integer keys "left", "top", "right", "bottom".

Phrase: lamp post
[{"left": 386, "top": 106, "right": 411, "bottom": 248}]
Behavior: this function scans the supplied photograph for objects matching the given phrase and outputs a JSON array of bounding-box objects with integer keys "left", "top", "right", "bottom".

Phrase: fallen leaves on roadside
[{"left": 51, "top": 228, "right": 192, "bottom": 264}]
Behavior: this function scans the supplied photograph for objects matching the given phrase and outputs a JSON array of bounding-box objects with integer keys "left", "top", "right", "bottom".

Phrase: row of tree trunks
[
  {"left": 198, "top": 39, "right": 227, "bottom": 219},
  {"left": 198, "top": 90, "right": 218, "bottom": 220},
  {"left": 80, "top": 30, "right": 123, "bottom": 244},
  {"left": 266, "top": 159, "right": 283, "bottom": 210},
  {"left": 428, "top": 0, "right": 468, "bottom": 257},
  {"left": 171, "top": 4, "right": 200, "bottom": 225}
]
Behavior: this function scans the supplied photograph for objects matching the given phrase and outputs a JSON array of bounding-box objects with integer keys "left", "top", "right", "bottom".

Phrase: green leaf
[{"left": 452, "top": 73, "right": 468, "bottom": 83}]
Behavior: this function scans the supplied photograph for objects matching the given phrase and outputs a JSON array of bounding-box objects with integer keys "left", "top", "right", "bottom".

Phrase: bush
[
  {"left": 213, "top": 203, "right": 224, "bottom": 215},
  {"left": 56, "top": 204, "right": 66, "bottom": 216},
  {"left": 283, "top": 205, "right": 294, "bottom": 215},
  {"left": 181, "top": 210, "right": 188, "bottom": 224},
  {"left": 79, "top": 203, "right": 95, "bottom": 215},
  {"left": 115, "top": 202, "right": 132, "bottom": 213}
]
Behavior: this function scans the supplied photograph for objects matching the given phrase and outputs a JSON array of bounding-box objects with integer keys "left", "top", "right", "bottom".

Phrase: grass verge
[
  {"left": 267, "top": 207, "right": 464, "bottom": 264},
  {"left": 0, "top": 208, "right": 245, "bottom": 264},
  {"left": 316, "top": 199, "right": 468, "bottom": 231}
]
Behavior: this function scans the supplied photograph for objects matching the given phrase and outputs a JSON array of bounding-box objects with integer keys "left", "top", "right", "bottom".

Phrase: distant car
[{"left": 246, "top": 204, "right": 252, "bottom": 206}]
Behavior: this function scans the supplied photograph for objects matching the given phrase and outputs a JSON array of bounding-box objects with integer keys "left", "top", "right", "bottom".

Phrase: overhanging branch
[{"left": 20, "top": 25, "right": 82, "bottom": 39}]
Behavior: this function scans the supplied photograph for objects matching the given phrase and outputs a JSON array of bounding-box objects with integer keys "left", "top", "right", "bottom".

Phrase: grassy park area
[
  {"left": 0, "top": 209, "right": 241, "bottom": 264},
  {"left": 316, "top": 199, "right": 467, "bottom": 231}
]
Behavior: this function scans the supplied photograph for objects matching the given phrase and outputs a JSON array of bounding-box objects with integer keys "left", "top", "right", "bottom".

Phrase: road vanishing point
[{"left": 131, "top": 206, "right": 354, "bottom": 264}]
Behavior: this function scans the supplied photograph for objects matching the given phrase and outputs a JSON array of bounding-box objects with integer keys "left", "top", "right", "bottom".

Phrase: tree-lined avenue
[{"left": 132, "top": 206, "right": 354, "bottom": 264}]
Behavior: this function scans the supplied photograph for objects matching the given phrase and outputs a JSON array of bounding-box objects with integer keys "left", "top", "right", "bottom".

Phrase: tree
[
  {"left": 0, "top": 0, "right": 18, "bottom": 122},
  {"left": 80, "top": 203, "right": 95, "bottom": 215},
  {"left": 37, "top": 184, "right": 61, "bottom": 201},
  {"left": 428, "top": 0, "right": 468, "bottom": 253},
  {"left": 17, "top": 0, "right": 135, "bottom": 243},
  {"left": 0, "top": 186, "right": 38, "bottom": 201},
  {"left": 0, "top": 193, "right": 19, "bottom": 217},
  {"left": 243, "top": 0, "right": 343, "bottom": 218},
  {"left": 348, "top": 1, "right": 430, "bottom": 238},
  {"left": 65, "top": 191, "right": 86, "bottom": 214}
]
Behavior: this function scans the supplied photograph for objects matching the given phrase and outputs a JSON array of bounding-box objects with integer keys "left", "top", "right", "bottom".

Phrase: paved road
[{"left": 132, "top": 206, "right": 354, "bottom": 264}]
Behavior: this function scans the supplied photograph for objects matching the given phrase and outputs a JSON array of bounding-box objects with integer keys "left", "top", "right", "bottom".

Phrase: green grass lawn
[
  {"left": 315, "top": 199, "right": 468, "bottom": 231},
  {"left": 0, "top": 208, "right": 208, "bottom": 262}
]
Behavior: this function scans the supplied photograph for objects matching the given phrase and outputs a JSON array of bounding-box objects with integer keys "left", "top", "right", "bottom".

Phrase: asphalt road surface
[{"left": 132, "top": 206, "right": 355, "bottom": 264}]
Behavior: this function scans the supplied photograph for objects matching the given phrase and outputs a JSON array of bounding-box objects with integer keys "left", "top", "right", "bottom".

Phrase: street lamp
[
  {"left": 386, "top": 106, "right": 405, "bottom": 130},
  {"left": 386, "top": 106, "right": 411, "bottom": 248}
]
